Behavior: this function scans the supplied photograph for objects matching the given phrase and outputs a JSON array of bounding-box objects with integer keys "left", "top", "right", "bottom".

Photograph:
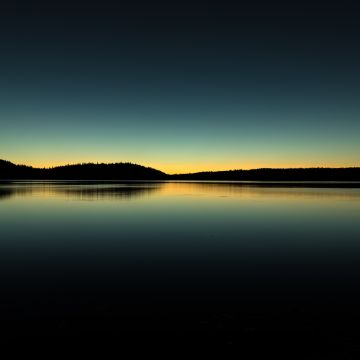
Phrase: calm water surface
[{"left": 1, "top": 181, "right": 360, "bottom": 348}]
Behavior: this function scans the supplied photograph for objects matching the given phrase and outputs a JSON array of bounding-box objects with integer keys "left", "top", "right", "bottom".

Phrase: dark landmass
[
  {"left": 171, "top": 167, "right": 360, "bottom": 181},
  {"left": 1, "top": 159, "right": 360, "bottom": 181},
  {"left": 0, "top": 159, "right": 166, "bottom": 180}
]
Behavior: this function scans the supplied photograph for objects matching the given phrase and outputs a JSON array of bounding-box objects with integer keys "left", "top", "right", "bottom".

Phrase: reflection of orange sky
[
  {"left": 148, "top": 182, "right": 360, "bottom": 203},
  {"left": 3, "top": 181, "right": 360, "bottom": 202}
]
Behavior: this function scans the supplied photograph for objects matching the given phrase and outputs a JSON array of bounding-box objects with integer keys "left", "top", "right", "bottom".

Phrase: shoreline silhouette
[{"left": 1, "top": 159, "right": 360, "bottom": 181}]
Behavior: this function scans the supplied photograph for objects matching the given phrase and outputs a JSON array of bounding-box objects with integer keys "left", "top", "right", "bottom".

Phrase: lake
[{"left": 1, "top": 181, "right": 360, "bottom": 352}]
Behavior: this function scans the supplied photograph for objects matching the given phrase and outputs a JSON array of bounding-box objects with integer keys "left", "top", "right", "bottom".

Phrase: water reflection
[
  {"left": 1, "top": 180, "right": 360, "bottom": 202},
  {"left": 56, "top": 183, "right": 162, "bottom": 200},
  {"left": 0, "top": 188, "right": 13, "bottom": 200},
  {"left": 0, "top": 180, "right": 360, "bottom": 348},
  {"left": 0, "top": 181, "right": 162, "bottom": 201},
  {"left": 0, "top": 184, "right": 32, "bottom": 199},
  {"left": 164, "top": 181, "right": 360, "bottom": 201}
]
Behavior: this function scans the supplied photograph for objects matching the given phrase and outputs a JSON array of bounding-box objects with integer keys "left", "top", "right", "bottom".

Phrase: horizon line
[{"left": 2, "top": 159, "right": 360, "bottom": 176}]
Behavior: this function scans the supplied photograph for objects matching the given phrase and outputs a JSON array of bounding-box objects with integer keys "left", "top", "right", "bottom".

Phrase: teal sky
[{"left": 1, "top": 1, "right": 359, "bottom": 173}]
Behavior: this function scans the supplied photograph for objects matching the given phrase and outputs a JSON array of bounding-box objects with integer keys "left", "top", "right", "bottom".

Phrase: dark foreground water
[{"left": 1, "top": 181, "right": 360, "bottom": 352}]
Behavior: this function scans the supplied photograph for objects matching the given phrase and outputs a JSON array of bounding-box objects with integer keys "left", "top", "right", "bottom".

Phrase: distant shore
[{"left": 1, "top": 159, "right": 360, "bottom": 181}]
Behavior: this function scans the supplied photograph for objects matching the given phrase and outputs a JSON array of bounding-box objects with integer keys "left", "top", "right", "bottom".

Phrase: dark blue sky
[{"left": 1, "top": 0, "right": 359, "bottom": 172}]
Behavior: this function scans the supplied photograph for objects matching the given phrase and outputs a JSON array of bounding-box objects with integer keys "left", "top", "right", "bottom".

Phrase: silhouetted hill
[
  {"left": 1, "top": 159, "right": 360, "bottom": 181},
  {"left": 0, "top": 159, "right": 41, "bottom": 179},
  {"left": 0, "top": 160, "right": 166, "bottom": 180},
  {"left": 46, "top": 163, "right": 167, "bottom": 180}
]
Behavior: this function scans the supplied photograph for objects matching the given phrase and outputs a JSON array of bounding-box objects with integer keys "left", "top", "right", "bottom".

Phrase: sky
[{"left": 1, "top": 0, "right": 359, "bottom": 173}]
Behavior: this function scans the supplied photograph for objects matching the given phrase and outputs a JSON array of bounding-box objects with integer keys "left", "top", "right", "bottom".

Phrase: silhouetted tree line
[
  {"left": 1, "top": 159, "right": 360, "bottom": 181},
  {"left": 0, "top": 160, "right": 166, "bottom": 180},
  {"left": 171, "top": 168, "right": 360, "bottom": 181}
]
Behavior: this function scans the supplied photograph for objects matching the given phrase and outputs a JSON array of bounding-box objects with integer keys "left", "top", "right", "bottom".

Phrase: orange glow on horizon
[{"left": 11, "top": 159, "right": 360, "bottom": 174}]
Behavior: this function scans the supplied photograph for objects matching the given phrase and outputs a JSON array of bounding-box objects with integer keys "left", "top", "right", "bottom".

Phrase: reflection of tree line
[
  {"left": 0, "top": 188, "right": 13, "bottom": 200},
  {"left": 1, "top": 181, "right": 359, "bottom": 202},
  {"left": 59, "top": 184, "right": 162, "bottom": 200},
  {"left": 0, "top": 183, "right": 163, "bottom": 201},
  {"left": 0, "top": 185, "right": 34, "bottom": 200}
]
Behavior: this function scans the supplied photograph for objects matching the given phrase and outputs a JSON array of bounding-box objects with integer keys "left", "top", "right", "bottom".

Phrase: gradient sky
[{"left": 1, "top": 0, "right": 359, "bottom": 173}]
